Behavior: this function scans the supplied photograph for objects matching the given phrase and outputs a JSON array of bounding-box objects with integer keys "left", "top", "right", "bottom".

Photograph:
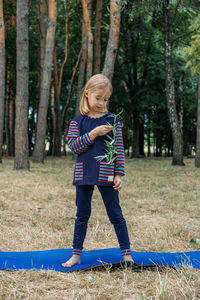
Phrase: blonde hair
[{"left": 79, "top": 74, "right": 113, "bottom": 115}]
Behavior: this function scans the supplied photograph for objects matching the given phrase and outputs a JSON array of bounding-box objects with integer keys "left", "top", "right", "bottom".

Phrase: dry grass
[{"left": 0, "top": 156, "right": 199, "bottom": 300}]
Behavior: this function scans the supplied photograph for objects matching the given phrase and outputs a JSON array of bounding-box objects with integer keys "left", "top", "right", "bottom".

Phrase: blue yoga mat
[{"left": 0, "top": 248, "right": 199, "bottom": 272}]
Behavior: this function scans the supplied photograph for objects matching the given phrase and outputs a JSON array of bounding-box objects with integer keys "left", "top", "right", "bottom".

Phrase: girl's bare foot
[
  {"left": 123, "top": 254, "right": 134, "bottom": 263},
  {"left": 62, "top": 255, "right": 81, "bottom": 268}
]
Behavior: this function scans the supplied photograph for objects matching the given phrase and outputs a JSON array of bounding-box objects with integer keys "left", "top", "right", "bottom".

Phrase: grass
[{"left": 0, "top": 156, "right": 199, "bottom": 299}]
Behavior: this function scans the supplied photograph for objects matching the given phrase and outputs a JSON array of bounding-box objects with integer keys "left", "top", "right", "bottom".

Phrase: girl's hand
[
  {"left": 94, "top": 125, "right": 113, "bottom": 136},
  {"left": 113, "top": 174, "right": 122, "bottom": 190},
  {"left": 89, "top": 125, "right": 113, "bottom": 140}
]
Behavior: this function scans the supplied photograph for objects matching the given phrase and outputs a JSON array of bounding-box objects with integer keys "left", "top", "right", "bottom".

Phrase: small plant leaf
[{"left": 189, "top": 238, "right": 200, "bottom": 245}]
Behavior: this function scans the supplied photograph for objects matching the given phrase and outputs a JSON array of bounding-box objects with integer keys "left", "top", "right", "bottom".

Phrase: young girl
[{"left": 62, "top": 74, "right": 134, "bottom": 268}]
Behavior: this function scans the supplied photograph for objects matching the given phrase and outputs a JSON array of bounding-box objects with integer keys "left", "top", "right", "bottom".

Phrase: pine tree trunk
[
  {"left": 195, "top": 73, "right": 200, "bottom": 167},
  {"left": 0, "top": 0, "right": 5, "bottom": 163},
  {"left": 53, "top": 48, "right": 62, "bottom": 157},
  {"left": 14, "top": 0, "right": 29, "bottom": 170},
  {"left": 82, "top": 0, "right": 93, "bottom": 81},
  {"left": 33, "top": 0, "right": 57, "bottom": 163},
  {"left": 53, "top": 1, "right": 69, "bottom": 156},
  {"left": 38, "top": 0, "right": 47, "bottom": 91},
  {"left": 94, "top": 0, "right": 102, "bottom": 74},
  {"left": 102, "top": 0, "right": 121, "bottom": 81},
  {"left": 5, "top": 11, "right": 16, "bottom": 157},
  {"left": 75, "top": 16, "right": 87, "bottom": 116},
  {"left": 164, "top": 1, "right": 184, "bottom": 166}
]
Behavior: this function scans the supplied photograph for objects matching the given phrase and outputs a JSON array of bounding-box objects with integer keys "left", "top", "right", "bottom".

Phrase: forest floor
[{"left": 0, "top": 156, "right": 199, "bottom": 299}]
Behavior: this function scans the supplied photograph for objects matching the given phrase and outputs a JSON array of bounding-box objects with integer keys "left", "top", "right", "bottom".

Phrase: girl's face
[{"left": 85, "top": 89, "right": 111, "bottom": 114}]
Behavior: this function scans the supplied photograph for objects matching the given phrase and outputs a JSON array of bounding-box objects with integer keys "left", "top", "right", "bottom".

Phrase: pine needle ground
[{"left": 0, "top": 156, "right": 199, "bottom": 299}]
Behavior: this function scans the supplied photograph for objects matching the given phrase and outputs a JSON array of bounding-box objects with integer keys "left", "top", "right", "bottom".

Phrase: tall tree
[
  {"left": 102, "top": 0, "right": 121, "bottom": 81},
  {"left": 75, "top": 1, "right": 88, "bottom": 116},
  {"left": 14, "top": 0, "right": 29, "bottom": 170},
  {"left": 38, "top": 0, "right": 47, "bottom": 91},
  {"left": 33, "top": 0, "right": 57, "bottom": 163},
  {"left": 0, "top": 0, "right": 5, "bottom": 163},
  {"left": 183, "top": 15, "right": 200, "bottom": 167},
  {"left": 82, "top": 0, "right": 93, "bottom": 81},
  {"left": 163, "top": 0, "right": 184, "bottom": 165},
  {"left": 4, "top": 2, "right": 16, "bottom": 157},
  {"left": 52, "top": 0, "right": 69, "bottom": 156},
  {"left": 94, "top": 0, "right": 102, "bottom": 74}
]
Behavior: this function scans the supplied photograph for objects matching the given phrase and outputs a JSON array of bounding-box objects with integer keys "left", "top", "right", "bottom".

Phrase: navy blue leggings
[{"left": 72, "top": 185, "right": 131, "bottom": 251}]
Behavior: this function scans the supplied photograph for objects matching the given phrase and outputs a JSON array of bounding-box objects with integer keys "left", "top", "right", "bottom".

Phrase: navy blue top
[{"left": 67, "top": 112, "right": 125, "bottom": 186}]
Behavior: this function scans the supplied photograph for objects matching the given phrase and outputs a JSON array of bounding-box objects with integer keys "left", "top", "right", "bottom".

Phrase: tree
[
  {"left": 0, "top": 0, "right": 5, "bottom": 163},
  {"left": 14, "top": 0, "right": 29, "bottom": 170},
  {"left": 33, "top": 0, "right": 57, "bottom": 163},
  {"left": 162, "top": 0, "right": 184, "bottom": 165},
  {"left": 183, "top": 16, "right": 200, "bottom": 167},
  {"left": 94, "top": 0, "right": 102, "bottom": 74},
  {"left": 82, "top": 0, "right": 93, "bottom": 81},
  {"left": 102, "top": 0, "right": 121, "bottom": 81},
  {"left": 4, "top": 1, "right": 16, "bottom": 157}
]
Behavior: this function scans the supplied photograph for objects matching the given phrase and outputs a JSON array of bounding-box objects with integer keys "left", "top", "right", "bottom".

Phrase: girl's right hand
[
  {"left": 89, "top": 125, "right": 113, "bottom": 140},
  {"left": 94, "top": 125, "right": 113, "bottom": 136}
]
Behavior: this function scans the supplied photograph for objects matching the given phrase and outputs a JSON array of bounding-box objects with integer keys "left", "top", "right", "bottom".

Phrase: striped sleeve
[
  {"left": 67, "top": 121, "right": 93, "bottom": 155},
  {"left": 114, "top": 121, "right": 125, "bottom": 176}
]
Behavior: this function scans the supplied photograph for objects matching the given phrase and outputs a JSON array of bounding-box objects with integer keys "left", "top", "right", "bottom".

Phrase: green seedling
[{"left": 94, "top": 110, "right": 123, "bottom": 164}]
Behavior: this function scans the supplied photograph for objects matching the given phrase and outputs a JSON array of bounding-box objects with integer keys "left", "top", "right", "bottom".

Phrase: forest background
[
  {"left": 0, "top": 0, "right": 200, "bottom": 169},
  {"left": 0, "top": 1, "right": 200, "bottom": 298}
]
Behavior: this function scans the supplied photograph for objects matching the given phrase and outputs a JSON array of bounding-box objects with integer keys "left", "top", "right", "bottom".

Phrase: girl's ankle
[{"left": 72, "top": 248, "right": 82, "bottom": 256}]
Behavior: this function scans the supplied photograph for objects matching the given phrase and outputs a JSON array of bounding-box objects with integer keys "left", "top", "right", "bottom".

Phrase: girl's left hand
[{"left": 113, "top": 175, "right": 122, "bottom": 190}]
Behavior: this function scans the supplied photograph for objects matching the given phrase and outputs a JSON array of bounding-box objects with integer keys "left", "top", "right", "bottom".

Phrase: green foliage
[
  {"left": 183, "top": 15, "right": 200, "bottom": 74},
  {"left": 94, "top": 111, "right": 123, "bottom": 164}
]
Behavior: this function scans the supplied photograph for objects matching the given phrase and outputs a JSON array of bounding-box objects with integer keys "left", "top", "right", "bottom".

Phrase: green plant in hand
[{"left": 94, "top": 110, "right": 123, "bottom": 164}]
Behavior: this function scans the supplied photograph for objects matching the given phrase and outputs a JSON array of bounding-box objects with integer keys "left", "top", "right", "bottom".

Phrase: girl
[{"left": 62, "top": 74, "right": 134, "bottom": 268}]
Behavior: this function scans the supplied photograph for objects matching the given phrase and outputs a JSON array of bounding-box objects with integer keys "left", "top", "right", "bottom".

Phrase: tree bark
[
  {"left": 163, "top": 0, "right": 184, "bottom": 166},
  {"left": 0, "top": 0, "right": 5, "bottom": 163},
  {"left": 52, "top": 1, "right": 69, "bottom": 156},
  {"left": 14, "top": 0, "right": 29, "bottom": 170},
  {"left": 75, "top": 11, "right": 87, "bottom": 116},
  {"left": 82, "top": 0, "right": 93, "bottom": 81},
  {"left": 94, "top": 0, "right": 102, "bottom": 74},
  {"left": 33, "top": 0, "right": 57, "bottom": 163},
  {"left": 139, "top": 121, "right": 145, "bottom": 156},
  {"left": 38, "top": 0, "right": 47, "bottom": 91},
  {"left": 195, "top": 73, "right": 200, "bottom": 167},
  {"left": 4, "top": 4, "right": 16, "bottom": 157},
  {"left": 102, "top": 0, "right": 121, "bottom": 81}
]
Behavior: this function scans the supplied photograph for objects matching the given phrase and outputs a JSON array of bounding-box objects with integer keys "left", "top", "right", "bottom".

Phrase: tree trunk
[
  {"left": 102, "top": 0, "right": 121, "bottom": 81},
  {"left": 14, "top": 0, "right": 29, "bottom": 170},
  {"left": 147, "top": 112, "right": 151, "bottom": 157},
  {"left": 33, "top": 0, "right": 57, "bottom": 163},
  {"left": 195, "top": 73, "right": 200, "bottom": 167},
  {"left": 131, "top": 109, "right": 140, "bottom": 158},
  {"left": 75, "top": 13, "right": 87, "bottom": 116},
  {"left": 139, "top": 121, "right": 145, "bottom": 156},
  {"left": 82, "top": 0, "right": 93, "bottom": 81},
  {"left": 5, "top": 11, "right": 16, "bottom": 157},
  {"left": 94, "top": 0, "right": 102, "bottom": 74},
  {"left": 9, "top": 98, "right": 15, "bottom": 156},
  {"left": 0, "top": 0, "right": 5, "bottom": 163},
  {"left": 164, "top": 1, "right": 184, "bottom": 166},
  {"left": 38, "top": 0, "right": 47, "bottom": 91},
  {"left": 52, "top": 1, "right": 69, "bottom": 156}
]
